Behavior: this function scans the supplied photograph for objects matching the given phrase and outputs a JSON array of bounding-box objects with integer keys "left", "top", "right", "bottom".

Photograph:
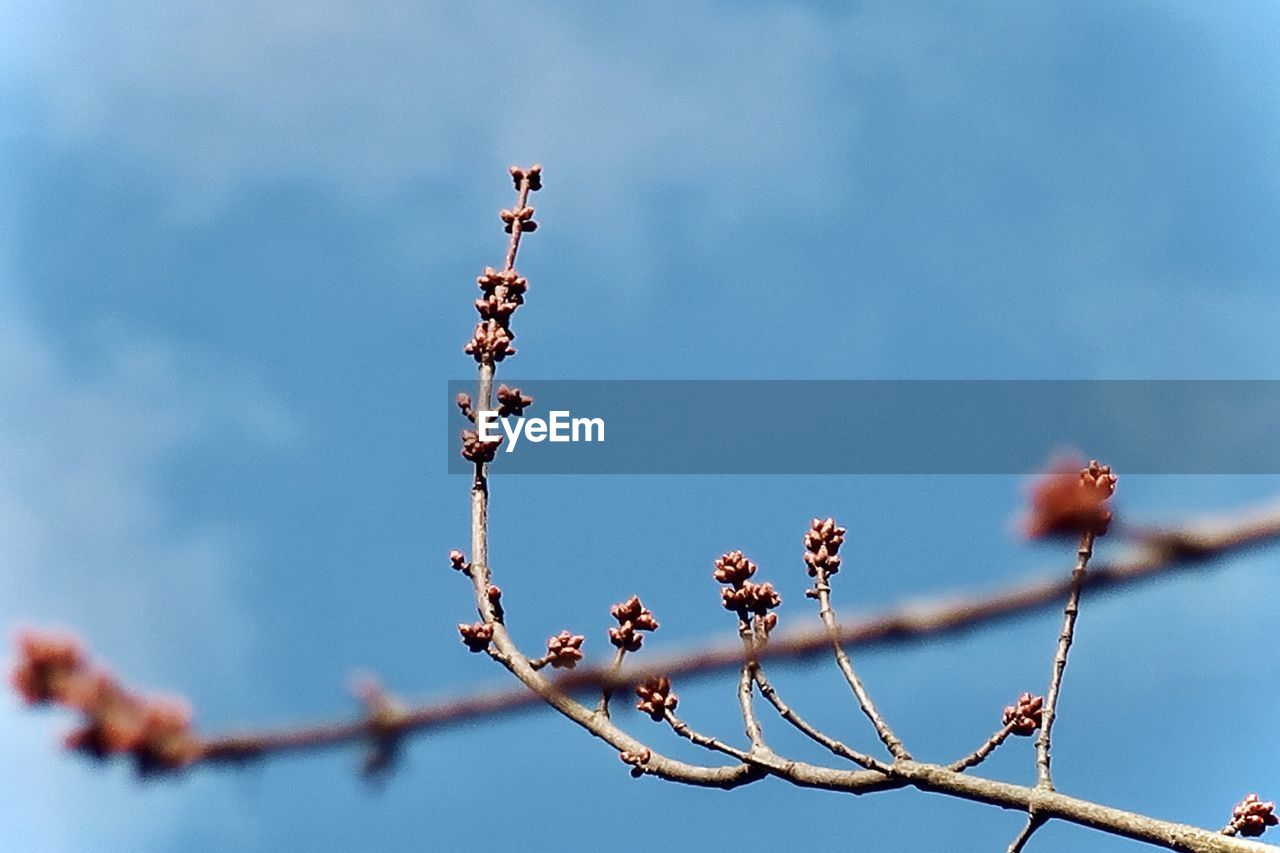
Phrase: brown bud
[
  {"left": 713, "top": 550, "right": 757, "bottom": 587},
  {"left": 460, "top": 429, "right": 502, "bottom": 464},
  {"left": 1024, "top": 458, "right": 1117, "bottom": 539},
  {"left": 475, "top": 295, "right": 521, "bottom": 323},
  {"left": 721, "top": 581, "right": 781, "bottom": 615},
  {"left": 610, "top": 596, "right": 659, "bottom": 632},
  {"left": 496, "top": 384, "right": 534, "bottom": 418},
  {"left": 448, "top": 550, "right": 467, "bottom": 571},
  {"left": 803, "top": 517, "right": 847, "bottom": 578},
  {"left": 634, "top": 675, "right": 678, "bottom": 721},
  {"left": 608, "top": 625, "right": 644, "bottom": 652},
  {"left": 10, "top": 630, "right": 86, "bottom": 705},
  {"left": 1002, "top": 692, "right": 1044, "bottom": 736},
  {"left": 619, "top": 746, "right": 649, "bottom": 777},
  {"left": 458, "top": 622, "right": 494, "bottom": 653},
  {"left": 544, "top": 631, "right": 585, "bottom": 670},
  {"left": 1229, "top": 794, "right": 1278, "bottom": 837},
  {"left": 477, "top": 267, "right": 506, "bottom": 293},
  {"left": 463, "top": 320, "right": 516, "bottom": 364}
]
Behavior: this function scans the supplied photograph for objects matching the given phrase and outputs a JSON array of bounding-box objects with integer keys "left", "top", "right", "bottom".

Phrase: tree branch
[
  {"left": 197, "top": 501, "right": 1280, "bottom": 763},
  {"left": 1036, "top": 529, "right": 1095, "bottom": 789}
]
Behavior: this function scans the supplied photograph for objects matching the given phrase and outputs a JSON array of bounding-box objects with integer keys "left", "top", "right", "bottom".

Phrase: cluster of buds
[
  {"left": 634, "top": 675, "right": 678, "bottom": 721},
  {"left": 463, "top": 319, "right": 515, "bottom": 364},
  {"left": 460, "top": 429, "right": 502, "bottom": 464},
  {"left": 448, "top": 549, "right": 467, "bottom": 571},
  {"left": 1227, "top": 794, "right": 1278, "bottom": 838},
  {"left": 608, "top": 596, "right": 659, "bottom": 652},
  {"left": 1024, "top": 458, "right": 1118, "bottom": 539},
  {"left": 619, "top": 747, "right": 651, "bottom": 777},
  {"left": 457, "top": 622, "right": 494, "bottom": 653},
  {"left": 459, "top": 166, "right": 543, "bottom": 464},
  {"left": 461, "top": 164, "right": 541, "bottom": 368},
  {"left": 803, "top": 517, "right": 846, "bottom": 578},
  {"left": 496, "top": 384, "right": 534, "bottom": 417},
  {"left": 500, "top": 205, "right": 538, "bottom": 234},
  {"left": 10, "top": 630, "right": 200, "bottom": 775},
  {"left": 1002, "top": 692, "right": 1044, "bottom": 736},
  {"left": 509, "top": 164, "right": 543, "bottom": 192},
  {"left": 475, "top": 268, "right": 527, "bottom": 323},
  {"left": 540, "top": 631, "right": 586, "bottom": 670},
  {"left": 713, "top": 550, "right": 757, "bottom": 586},
  {"left": 721, "top": 583, "right": 781, "bottom": 619},
  {"left": 713, "top": 550, "right": 780, "bottom": 639}
]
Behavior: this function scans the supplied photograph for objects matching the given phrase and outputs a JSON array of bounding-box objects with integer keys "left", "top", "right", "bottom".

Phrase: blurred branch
[{"left": 199, "top": 499, "right": 1280, "bottom": 762}]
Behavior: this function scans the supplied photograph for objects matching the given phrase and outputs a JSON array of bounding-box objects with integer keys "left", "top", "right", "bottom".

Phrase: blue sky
[{"left": 2, "top": 2, "right": 1279, "bottom": 851}]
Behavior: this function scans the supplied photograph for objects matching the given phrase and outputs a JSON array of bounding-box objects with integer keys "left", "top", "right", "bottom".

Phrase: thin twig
[
  {"left": 1035, "top": 530, "right": 1095, "bottom": 789},
  {"left": 664, "top": 710, "right": 754, "bottom": 763},
  {"left": 949, "top": 723, "right": 1016, "bottom": 773},
  {"left": 753, "top": 664, "right": 893, "bottom": 774},
  {"left": 1008, "top": 813, "right": 1047, "bottom": 853},
  {"left": 737, "top": 620, "right": 766, "bottom": 751},
  {"left": 811, "top": 569, "right": 911, "bottom": 760},
  {"left": 597, "top": 648, "right": 627, "bottom": 717}
]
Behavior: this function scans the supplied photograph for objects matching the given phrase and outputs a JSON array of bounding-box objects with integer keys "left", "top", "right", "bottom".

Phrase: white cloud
[
  {"left": 0, "top": 269, "right": 290, "bottom": 850},
  {"left": 0, "top": 2, "right": 850, "bottom": 215}
]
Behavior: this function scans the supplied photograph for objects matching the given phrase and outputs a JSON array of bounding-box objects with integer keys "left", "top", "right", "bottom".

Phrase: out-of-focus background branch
[{"left": 191, "top": 500, "right": 1280, "bottom": 762}]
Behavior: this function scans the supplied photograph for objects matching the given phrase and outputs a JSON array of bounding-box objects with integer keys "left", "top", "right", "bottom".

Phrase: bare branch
[
  {"left": 949, "top": 723, "right": 1015, "bottom": 773},
  {"left": 1008, "top": 813, "right": 1046, "bottom": 853},
  {"left": 753, "top": 664, "right": 893, "bottom": 774},
  {"left": 1035, "top": 528, "right": 1096, "bottom": 788}
]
